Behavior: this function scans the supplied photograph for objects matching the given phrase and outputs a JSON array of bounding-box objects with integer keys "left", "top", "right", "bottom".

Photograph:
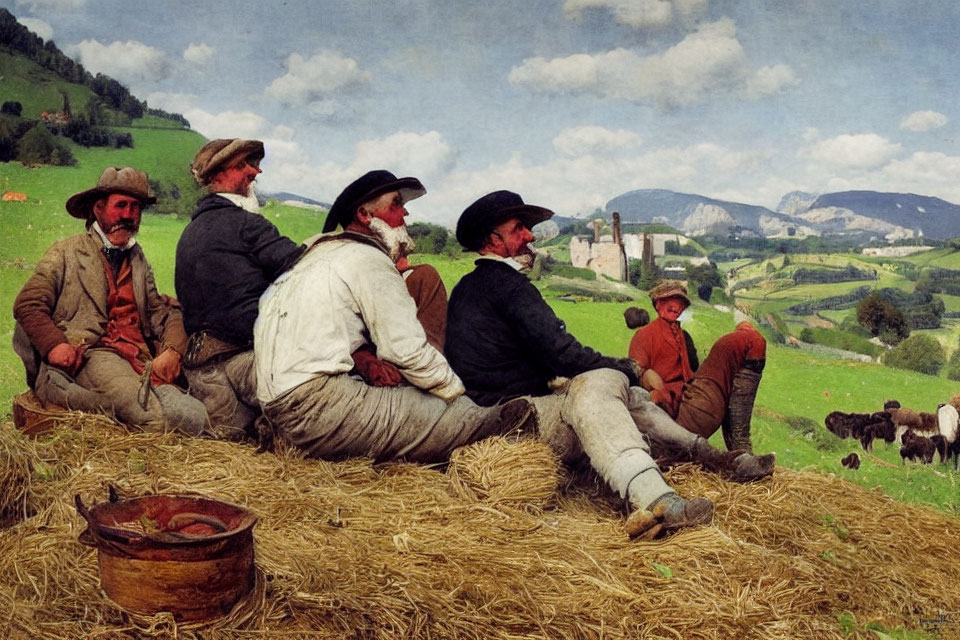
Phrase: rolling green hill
[{"left": 0, "top": 39, "right": 957, "bottom": 539}]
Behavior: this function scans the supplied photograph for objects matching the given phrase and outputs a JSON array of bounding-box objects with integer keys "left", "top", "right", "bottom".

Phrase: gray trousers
[
  {"left": 266, "top": 368, "right": 691, "bottom": 512},
  {"left": 530, "top": 368, "right": 692, "bottom": 511},
  {"left": 35, "top": 350, "right": 208, "bottom": 436},
  {"left": 263, "top": 373, "right": 508, "bottom": 462},
  {"left": 184, "top": 350, "right": 259, "bottom": 439}
]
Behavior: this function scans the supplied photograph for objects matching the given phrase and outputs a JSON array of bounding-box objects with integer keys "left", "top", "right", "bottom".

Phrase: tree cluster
[
  {"left": 855, "top": 292, "right": 910, "bottom": 346},
  {"left": 882, "top": 334, "right": 945, "bottom": 376},
  {"left": 791, "top": 264, "right": 875, "bottom": 285},
  {"left": 783, "top": 285, "right": 872, "bottom": 315},
  {"left": 664, "top": 240, "right": 701, "bottom": 256},
  {"left": 45, "top": 117, "right": 133, "bottom": 149},
  {"left": 684, "top": 262, "right": 723, "bottom": 302},
  {"left": 0, "top": 9, "right": 185, "bottom": 125},
  {"left": 407, "top": 222, "right": 450, "bottom": 255},
  {"left": 14, "top": 123, "right": 75, "bottom": 166},
  {"left": 628, "top": 258, "right": 662, "bottom": 291}
]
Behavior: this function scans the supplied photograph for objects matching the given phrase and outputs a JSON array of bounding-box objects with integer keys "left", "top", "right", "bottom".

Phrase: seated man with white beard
[
  {"left": 254, "top": 170, "right": 536, "bottom": 462},
  {"left": 175, "top": 139, "right": 305, "bottom": 441}
]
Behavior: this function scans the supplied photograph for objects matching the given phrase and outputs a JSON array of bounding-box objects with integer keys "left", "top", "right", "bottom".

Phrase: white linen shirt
[{"left": 254, "top": 235, "right": 464, "bottom": 404}]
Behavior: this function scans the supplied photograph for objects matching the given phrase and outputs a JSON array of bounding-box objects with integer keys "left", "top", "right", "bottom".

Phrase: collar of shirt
[
  {"left": 477, "top": 254, "right": 527, "bottom": 272},
  {"left": 90, "top": 220, "right": 137, "bottom": 251}
]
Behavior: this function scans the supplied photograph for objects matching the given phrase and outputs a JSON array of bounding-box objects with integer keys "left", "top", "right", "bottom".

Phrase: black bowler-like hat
[
  {"left": 322, "top": 170, "right": 426, "bottom": 233},
  {"left": 456, "top": 190, "right": 554, "bottom": 251}
]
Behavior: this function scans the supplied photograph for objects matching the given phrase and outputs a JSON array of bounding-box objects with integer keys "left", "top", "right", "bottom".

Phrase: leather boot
[
  {"left": 625, "top": 492, "right": 714, "bottom": 540},
  {"left": 721, "top": 360, "right": 764, "bottom": 453},
  {"left": 691, "top": 437, "right": 774, "bottom": 482}
]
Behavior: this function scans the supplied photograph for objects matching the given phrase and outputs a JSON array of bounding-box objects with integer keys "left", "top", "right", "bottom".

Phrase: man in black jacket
[
  {"left": 175, "top": 138, "right": 304, "bottom": 441},
  {"left": 446, "top": 191, "right": 774, "bottom": 539}
]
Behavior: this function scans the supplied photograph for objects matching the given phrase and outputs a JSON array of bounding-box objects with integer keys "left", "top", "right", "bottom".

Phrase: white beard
[
  {"left": 512, "top": 243, "right": 538, "bottom": 271},
  {"left": 219, "top": 183, "right": 260, "bottom": 214},
  {"left": 369, "top": 217, "right": 416, "bottom": 263}
]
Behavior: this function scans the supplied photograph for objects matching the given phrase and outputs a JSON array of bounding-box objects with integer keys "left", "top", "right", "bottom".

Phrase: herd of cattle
[{"left": 824, "top": 398, "right": 960, "bottom": 470}]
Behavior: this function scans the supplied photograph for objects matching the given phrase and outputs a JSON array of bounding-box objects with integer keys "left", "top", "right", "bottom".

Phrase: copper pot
[{"left": 76, "top": 489, "right": 257, "bottom": 621}]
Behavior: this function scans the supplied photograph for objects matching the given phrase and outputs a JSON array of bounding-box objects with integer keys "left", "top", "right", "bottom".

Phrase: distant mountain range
[
  {"left": 604, "top": 188, "right": 960, "bottom": 241},
  {"left": 262, "top": 191, "right": 330, "bottom": 209}
]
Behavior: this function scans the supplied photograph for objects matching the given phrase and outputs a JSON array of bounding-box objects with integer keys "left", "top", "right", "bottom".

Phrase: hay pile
[
  {"left": 447, "top": 435, "right": 561, "bottom": 510},
  {"left": 0, "top": 426, "right": 35, "bottom": 526},
  {"left": 2, "top": 414, "right": 960, "bottom": 640}
]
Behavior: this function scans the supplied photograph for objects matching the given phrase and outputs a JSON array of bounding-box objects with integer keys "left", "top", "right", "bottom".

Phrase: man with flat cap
[
  {"left": 13, "top": 167, "right": 207, "bottom": 435},
  {"left": 254, "top": 170, "right": 535, "bottom": 462},
  {"left": 629, "top": 279, "right": 767, "bottom": 453},
  {"left": 175, "top": 138, "right": 304, "bottom": 441},
  {"left": 445, "top": 191, "right": 774, "bottom": 539}
]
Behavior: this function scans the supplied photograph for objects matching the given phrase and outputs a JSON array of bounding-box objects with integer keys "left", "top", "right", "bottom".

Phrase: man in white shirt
[{"left": 254, "top": 170, "right": 534, "bottom": 462}]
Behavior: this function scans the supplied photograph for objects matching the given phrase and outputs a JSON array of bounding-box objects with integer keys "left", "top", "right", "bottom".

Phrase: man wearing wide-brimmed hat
[
  {"left": 254, "top": 170, "right": 535, "bottom": 462},
  {"left": 13, "top": 167, "right": 208, "bottom": 435},
  {"left": 445, "top": 191, "right": 774, "bottom": 540},
  {"left": 175, "top": 138, "right": 304, "bottom": 441},
  {"left": 630, "top": 279, "right": 767, "bottom": 453}
]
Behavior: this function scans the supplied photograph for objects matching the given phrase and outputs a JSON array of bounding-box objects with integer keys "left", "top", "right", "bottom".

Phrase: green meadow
[{"left": 1, "top": 117, "right": 959, "bottom": 520}]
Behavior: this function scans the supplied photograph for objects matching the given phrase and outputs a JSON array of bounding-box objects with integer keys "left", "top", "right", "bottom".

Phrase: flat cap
[
  {"left": 648, "top": 279, "right": 692, "bottom": 307},
  {"left": 191, "top": 138, "right": 264, "bottom": 185}
]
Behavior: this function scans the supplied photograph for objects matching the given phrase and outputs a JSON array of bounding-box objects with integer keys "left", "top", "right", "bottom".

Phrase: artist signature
[{"left": 920, "top": 611, "right": 960, "bottom": 639}]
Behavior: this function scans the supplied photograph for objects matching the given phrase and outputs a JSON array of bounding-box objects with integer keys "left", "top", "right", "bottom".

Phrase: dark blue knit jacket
[{"left": 446, "top": 259, "right": 638, "bottom": 406}]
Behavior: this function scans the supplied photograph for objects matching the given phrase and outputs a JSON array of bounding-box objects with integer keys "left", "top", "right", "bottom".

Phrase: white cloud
[
  {"left": 509, "top": 19, "right": 795, "bottom": 108},
  {"left": 350, "top": 131, "right": 457, "bottom": 181},
  {"left": 553, "top": 125, "right": 642, "bottom": 156},
  {"left": 18, "top": 18, "right": 53, "bottom": 41},
  {"left": 900, "top": 110, "right": 948, "bottom": 132},
  {"left": 185, "top": 109, "right": 270, "bottom": 141},
  {"left": 66, "top": 39, "right": 170, "bottom": 86},
  {"left": 15, "top": 0, "right": 83, "bottom": 10},
  {"left": 563, "top": 0, "right": 707, "bottom": 30},
  {"left": 744, "top": 64, "right": 798, "bottom": 99},
  {"left": 878, "top": 152, "right": 960, "bottom": 201},
  {"left": 801, "top": 133, "right": 901, "bottom": 170},
  {"left": 145, "top": 91, "right": 197, "bottom": 114},
  {"left": 259, "top": 131, "right": 458, "bottom": 210},
  {"left": 265, "top": 50, "right": 369, "bottom": 109},
  {"left": 306, "top": 99, "right": 344, "bottom": 120},
  {"left": 183, "top": 43, "right": 215, "bottom": 66}
]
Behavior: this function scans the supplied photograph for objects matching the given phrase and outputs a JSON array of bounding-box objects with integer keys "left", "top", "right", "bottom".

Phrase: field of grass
[
  {"left": 0, "top": 52, "right": 100, "bottom": 119},
  {"left": 3, "top": 143, "right": 960, "bottom": 525}
]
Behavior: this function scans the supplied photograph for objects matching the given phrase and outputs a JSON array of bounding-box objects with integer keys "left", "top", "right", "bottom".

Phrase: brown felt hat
[
  {"left": 648, "top": 279, "right": 692, "bottom": 308},
  {"left": 65, "top": 167, "right": 156, "bottom": 219},
  {"left": 191, "top": 138, "right": 265, "bottom": 185}
]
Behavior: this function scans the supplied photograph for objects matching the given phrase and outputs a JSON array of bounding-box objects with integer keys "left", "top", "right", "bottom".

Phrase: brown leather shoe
[{"left": 626, "top": 493, "right": 714, "bottom": 540}]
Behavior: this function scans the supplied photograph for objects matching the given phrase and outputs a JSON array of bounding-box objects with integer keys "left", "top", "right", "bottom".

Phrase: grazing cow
[
  {"left": 840, "top": 452, "right": 860, "bottom": 470},
  {"left": 900, "top": 431, "right": 936, "bottom": 464},
  {"left": 824, "top": 410, "right": 895, "bottom": 451},
  {"left": 936, "top": 403, "right": 960, "bottom": 470}
]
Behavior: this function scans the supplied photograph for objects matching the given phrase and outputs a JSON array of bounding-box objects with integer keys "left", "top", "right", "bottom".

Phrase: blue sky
[{"left": 5, "top": 0, "right": 960, "bottom": 225}]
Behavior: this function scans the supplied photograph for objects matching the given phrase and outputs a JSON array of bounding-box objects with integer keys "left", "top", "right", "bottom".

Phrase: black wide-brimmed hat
[
  {"left": 322, "top": 170, "right": 426, "bottom": 233},
  {"left": 456, "top": 190, "right": 554, "bottom": 251}
]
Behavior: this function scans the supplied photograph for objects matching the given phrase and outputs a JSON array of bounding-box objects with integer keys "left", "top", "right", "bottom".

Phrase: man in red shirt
[
  {"left": 629, "top": 280, "right": 766, "bottom": 452},
  {"left": 14, "top": 167, "right": 207, "bottom": 435}
]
